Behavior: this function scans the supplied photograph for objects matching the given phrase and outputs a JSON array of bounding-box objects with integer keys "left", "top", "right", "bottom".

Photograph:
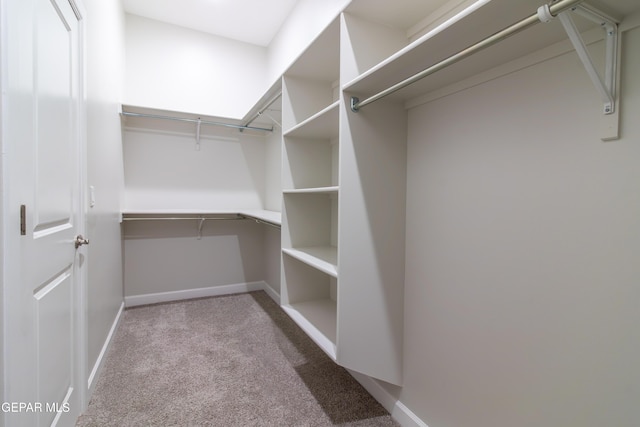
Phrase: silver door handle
[{"left": 74, "top": 235, "right": 90, "bottom": 249}]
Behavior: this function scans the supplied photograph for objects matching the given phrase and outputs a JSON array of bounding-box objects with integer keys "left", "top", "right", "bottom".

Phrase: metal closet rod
[
  {"left": 351, "top": 0, "right": 584, "bottom": 112},
  {"left": 122, "top": 214, "right": 281, "bottom": 229},
  {"left": 122, "top": 216, "right": 245, "bottom": 221},
  {"left": 121, "top": 111, "right": 273, "bottom": 132}
]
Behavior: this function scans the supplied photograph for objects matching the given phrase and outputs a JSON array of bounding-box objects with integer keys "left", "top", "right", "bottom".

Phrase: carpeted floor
[{"left": 76, "top": 291, "right": 399, "bottom": 426}]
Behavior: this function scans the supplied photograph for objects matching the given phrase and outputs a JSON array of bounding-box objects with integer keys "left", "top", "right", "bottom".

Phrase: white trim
[
  {"left": 87, "top": 301, "right": 124, "bottom": 392},
  {"left": 392, "top": 401, "right": 430, "bottom": 427},
  {"left": 124, "top": 281, "right": 267, "bottom": 307},
  {"left": 262, "top": 283, "right": 281, "bottom": 305},
  {"left": 347, "top": 370, "right": 429, "bottom": 427},
  {"left": 75, "top": 0, "right": 90, "bottom": 408}
]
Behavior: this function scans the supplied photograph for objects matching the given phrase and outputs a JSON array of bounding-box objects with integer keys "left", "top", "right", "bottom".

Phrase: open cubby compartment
[
  {"left": 284, "top": 98, "right": 339, "bottom": 140},
  {"left": 282, "top": 191, "right": 338, "bottom": 244},
  {"left": 283, "top": 135, "right": 339, "bottom": 191},
  {"left": 281, "top": 253, "right": 338, "bottom": 359},
  {"left": 281, "top": 17, "right": 340, "bottom": 131},
  {"left": 282, "top": 77, "right": 340, "bottom": 132},
  {"left": 340, "top": 12, "right": 408, "bottom": 84},
  {"left": 282, "top": 191, "right": 338, "bottom": 271}
]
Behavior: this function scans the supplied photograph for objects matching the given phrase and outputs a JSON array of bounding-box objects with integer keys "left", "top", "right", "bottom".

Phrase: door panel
[
  {"left": 35, "top": 268, "right": 73, "bottom": 426},
  {"left": 3, "top": 0, "right": 84, "bottom": 425},
  {"left": 35, "top": 0, "right": 74, "bottom": 234}
]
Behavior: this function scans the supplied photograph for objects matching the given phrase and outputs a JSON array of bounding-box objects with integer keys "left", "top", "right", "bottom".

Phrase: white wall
[
  {"left": 121, "top": 120, "right": 274, "bottom": 300},
  {"left": 125, "top": 14, "right": 267, "bottom": 119},
  {"left": 84, "top": 0, "right": 126, "bottom": 391},
  {"left": 123, "top": 220, "right": 265, "bottom": 299},
  {"left": 122, "top": 127, "right": 267, "bottom": 211},
  {"left": 267, "top": 0, "right": 350, "bottom": 84},
  {"left": 400, "top": 27, "right": 640, "bottom": 427},
  {"left": 120, "top": 10, "right": 288, "bottom": 308}
]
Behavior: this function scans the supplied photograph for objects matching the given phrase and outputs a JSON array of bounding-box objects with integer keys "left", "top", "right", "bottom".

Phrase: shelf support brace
[
  {"left": 195, "top": 119, "right": 202, "bottom": 151},
  {"left": 197, "top": 217, "right": 206, "bottom": 240},
  {"left": 555, "top": 9, "right": 617, "bottom": 115},
  {"left": 540, "top": 4, "right": 620, "bottom": 140}
]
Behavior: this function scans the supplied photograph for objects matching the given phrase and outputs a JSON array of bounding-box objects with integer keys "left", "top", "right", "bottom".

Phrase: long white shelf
[
  {"left": 283, "top": 100, "right": 340, "bottom": 140},
  {"left": 121, "top": 209, "right": 281, "bottom": 226},
  {"left": 343, "top": 0, "right": 607, "bottom": 103},
  {"left": 282, "top": 246, "right": 338, "bottom": 277},
  {"left": 239, "top": 210, "right": 282, "bottom": 226},
  {"left": 281, "top": 300, "right": 337, "bottom": 360}
]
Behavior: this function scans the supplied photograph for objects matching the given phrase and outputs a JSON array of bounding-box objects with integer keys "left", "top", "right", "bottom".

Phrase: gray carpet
[{"left": 76, "top": 291, "right": 399, "bottom": 426}]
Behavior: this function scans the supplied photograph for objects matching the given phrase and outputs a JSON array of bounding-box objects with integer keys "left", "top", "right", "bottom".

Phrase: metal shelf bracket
[
  {"left": 546, "top": 5, "right": 619, "bottom": 117},
  {"left": 544, "top": 3, "right": 621, "bottom": 140},
  {"left": 195, "top": 119, "right": 202, "bottom": 151}
]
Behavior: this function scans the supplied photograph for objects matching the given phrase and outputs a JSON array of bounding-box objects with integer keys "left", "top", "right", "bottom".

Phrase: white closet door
[{"left": 4, "top": 0, "right": 86, "bottom": 425}]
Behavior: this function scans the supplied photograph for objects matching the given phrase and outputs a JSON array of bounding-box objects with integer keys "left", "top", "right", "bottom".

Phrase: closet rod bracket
[
  {"left": 541, "top": 3, "right": 620, "bottom": 140},
  {"left": 542, "top": 4, "right": 619, "bottom": 117},
  {"left": 195, "top": 119, "right": 202, "bottom": 151},
  {"left": 197, "top": 217, "right": 206, "bottom": 240},
  {"left": 350, "top": 97, "right": 360, "bottom": 113}
]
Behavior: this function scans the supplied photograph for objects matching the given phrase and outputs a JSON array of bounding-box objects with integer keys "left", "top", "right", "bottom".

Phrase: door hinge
[{"left": 20, "top": 205, "right": 26, "bottom": 235}]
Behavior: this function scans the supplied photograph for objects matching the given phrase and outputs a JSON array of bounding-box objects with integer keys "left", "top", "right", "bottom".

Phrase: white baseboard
[
  {"left": 124, "top": 281, "right": 267, "bottom": 307},
  {"left": 348, "top": 370, "right": 429, "bottom": 427},
  {"left": 262, "top": 283, "right": 281, "bottom": 305},
  {"left": 392, "top": 401, "right": 429, "bottom": 427},
  {"left": 87, "top": 301, "right": 125, "bottom": 393}
]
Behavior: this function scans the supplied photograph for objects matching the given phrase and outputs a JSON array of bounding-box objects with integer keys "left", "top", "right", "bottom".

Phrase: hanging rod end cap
[
  {"left": 537, "top": 4, "right": 554, "bottom": 23},
  {"left": 350, "top": 96, "right": 360, "bottom": 113}
]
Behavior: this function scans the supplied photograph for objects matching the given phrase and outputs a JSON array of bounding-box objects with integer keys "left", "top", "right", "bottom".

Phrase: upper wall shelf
[
  {"left": 121, "top": 105, "right": 274, "bottom": 135},
  {"left": 282, "top": 17, "right": 341, "bottom": 131},
  {"left": 344, "top": 0, "right": 637, "bottom": 106},
  {"left": 122, "top": 209, "right": 281, "bottom": 227}
]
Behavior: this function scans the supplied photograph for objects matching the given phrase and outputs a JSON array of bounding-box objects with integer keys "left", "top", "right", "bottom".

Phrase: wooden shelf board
[
  {"left": 282, "top": 246, "right": 338, "bottom": 277},
  {"left": 121, "top": 209, "right": 281, "bottom": 226},
  {"left": 284, "top": 101, "right": 339, "bottom": 139},
  {"left": 239, "top": 210, "right": 282, "bottom": 226}
]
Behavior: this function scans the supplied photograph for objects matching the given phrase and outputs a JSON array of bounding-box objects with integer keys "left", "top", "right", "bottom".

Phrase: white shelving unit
[
  {"left": 280, "top": 10, "right": 407, "bottom": 385},
  {"left": 280, "top": 16, "right": 341, "bottom": 361},
  {"left": 281, "top": 0, "right": 637, "bottom": 387}
]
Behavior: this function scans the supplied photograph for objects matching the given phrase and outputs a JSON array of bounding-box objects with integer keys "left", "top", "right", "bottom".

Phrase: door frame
[
  {"left": 72, "top": 0, "right": 89, "bottom": 413},
  {"left": 0, "top": 0, "right": 89, "bottom": 422}
]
